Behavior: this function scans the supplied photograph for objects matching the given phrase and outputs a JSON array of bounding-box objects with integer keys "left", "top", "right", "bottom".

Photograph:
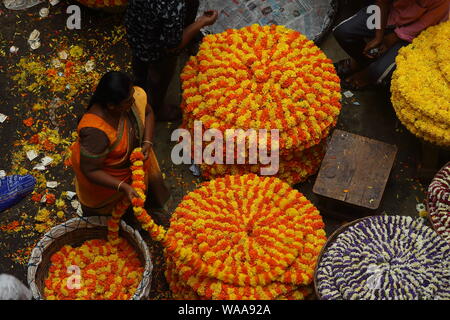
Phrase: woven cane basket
[
  {"left": 313, "top": 217, "right": 370, "bottom": 300},
  {"left": 27, "top": 216, "right": 153, "bottom": 300}
]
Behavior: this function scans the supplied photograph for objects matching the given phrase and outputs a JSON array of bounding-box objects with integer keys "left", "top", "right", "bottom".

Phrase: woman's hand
[
  {"left": 197, "top": 10, "right": 219, "bottom": 27},
  {"left": 121, "top": 183, "right": 140, "bottom": 202},
  {"left": 363, "top": 36, "right": 383, "bottom": 58}
]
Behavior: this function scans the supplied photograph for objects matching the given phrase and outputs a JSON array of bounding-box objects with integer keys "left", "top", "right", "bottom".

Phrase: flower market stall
[
  {"left": 181, "top": 24, "right": 342, "bottom": 185},
  {"left": 315, "top": 215, "right": 450, "bottom": 300},
  {"left": 427, "top": 162, "right": 450, "bottom": 244},
  {"left": 391, "top": 20, "right": 450, "bottom": 148}
]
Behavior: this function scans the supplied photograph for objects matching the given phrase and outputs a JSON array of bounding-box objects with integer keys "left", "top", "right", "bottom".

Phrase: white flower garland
[{"left": 316, "top": 216, "right": 450, "bottom": 300}]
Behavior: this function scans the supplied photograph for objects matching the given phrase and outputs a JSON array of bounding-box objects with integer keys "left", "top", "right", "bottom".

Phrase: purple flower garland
[{"left": 316, "top": 215, "right": 450, "bottom": 300}]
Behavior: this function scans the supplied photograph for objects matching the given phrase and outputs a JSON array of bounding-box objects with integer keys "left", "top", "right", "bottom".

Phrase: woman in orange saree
[{"left": 71, "top": 71, "right": 170, "bottom": 216}]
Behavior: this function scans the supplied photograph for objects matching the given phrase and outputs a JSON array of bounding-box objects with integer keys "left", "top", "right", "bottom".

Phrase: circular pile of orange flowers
[
  {"left": 44, "top": 238, "right": 143, "bottom": 300},
  {"left": 163, "top": 174, "right": 327, "bottom": 299},
  {"left": 181, "top": 24, "right": 341, "bottom": 184}
]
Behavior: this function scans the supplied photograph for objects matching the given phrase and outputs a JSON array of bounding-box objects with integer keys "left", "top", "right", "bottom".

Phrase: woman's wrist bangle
[
  {"left": 143, "top": 140, "right": 153, "bottom": 146},
  {"left": 117, "top": 180, "right": 125, "bottom": 192}
]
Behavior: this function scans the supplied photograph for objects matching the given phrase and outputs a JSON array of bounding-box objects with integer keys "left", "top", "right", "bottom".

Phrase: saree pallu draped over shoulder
[{"left": 70, "top": 86, "right": 153, "bottom": 215}]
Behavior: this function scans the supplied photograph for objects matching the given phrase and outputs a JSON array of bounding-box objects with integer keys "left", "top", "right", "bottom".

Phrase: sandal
[{"left": 333, "top": 59, "right": 356, "bottom": 79}]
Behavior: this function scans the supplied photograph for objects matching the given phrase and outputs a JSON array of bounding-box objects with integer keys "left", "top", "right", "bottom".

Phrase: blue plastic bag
[{"left": 0, "top": 175, "right": 36, "bottom": 212}]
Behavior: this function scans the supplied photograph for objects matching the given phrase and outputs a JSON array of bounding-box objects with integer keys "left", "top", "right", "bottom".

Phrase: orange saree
[{"left": 71, "top": 86, "right": 163, "bottom": 215}]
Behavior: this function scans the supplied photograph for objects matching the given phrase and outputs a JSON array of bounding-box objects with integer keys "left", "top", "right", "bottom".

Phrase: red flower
[
  {"left": 29, "top": 134, "right": 40, "bottom": 144},
  {"left": 31, "top": 193, "right": 42, "bottom": 202},
  {"left": 46, "top": 193, "right": 56, "bottom": 205},
  {"left": 23, "top": 117, "right": 34, "bottom": 127}
]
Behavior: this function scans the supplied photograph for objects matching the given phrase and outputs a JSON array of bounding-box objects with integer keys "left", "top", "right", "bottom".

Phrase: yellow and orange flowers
[
  {"left": 127, "top": 148, "right": 167, "bottom": 242},
  {"left": 181, "top": 24, "right": 341, "bottom": 184},
  {"left": 44, "top": 238, "right": 143, "bottom": 300},
  {"left": 163, "top": 173, "right": 327, "bottom": 299},
  {"left": 391, "top": 20, "right": 450, "bottom": 147}
]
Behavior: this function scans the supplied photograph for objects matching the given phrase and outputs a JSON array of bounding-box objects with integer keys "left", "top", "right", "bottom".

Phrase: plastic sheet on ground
[
  {"left": 198, "top": 0, "right": 338, "bottom": 42},
  {"left": 3, "top": 0, "right": 43, "bottom": 10}
]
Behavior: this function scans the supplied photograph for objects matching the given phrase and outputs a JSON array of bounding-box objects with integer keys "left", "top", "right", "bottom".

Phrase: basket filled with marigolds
[
  {"left": 180, "top": 24, "right": 342, "bottom": 185},
  {"left": 27, "top": 215, "right": 153, "bottom": 300},
  {"left": 391, "top": 20, "right": 450, "bottom": 147}
]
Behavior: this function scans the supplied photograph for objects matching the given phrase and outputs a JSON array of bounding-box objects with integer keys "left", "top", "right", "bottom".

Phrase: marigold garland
[
  {"left": 163, "top": 173, "right": 327, "bottom": 299},
  {"left": 181, "top": 24, "right": 341, "bottom": 184},
  {"left": 391, "top": 20, "right": 450, "bottom": 147}
]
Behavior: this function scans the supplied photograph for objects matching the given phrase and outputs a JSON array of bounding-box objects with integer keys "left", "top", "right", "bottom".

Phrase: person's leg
[
  {"left": 131, "top": 55, "right": 150, "bottom": 92},
  {"left": 147, "top": 54, "right": 180, "bottom": 121},
  {"left": 333, "top": 7, "right": 377, "bottom": 68},
  {"left": 343, "top": 40, "right": 409, "bottom": 89}
]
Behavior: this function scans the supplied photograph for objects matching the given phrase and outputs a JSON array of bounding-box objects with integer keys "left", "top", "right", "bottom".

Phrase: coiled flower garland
[
  {"left": 428, "top": 162, "right": 450, "bottom": 243},
  {"left": 316, "top": 215, "right": 450, "bottom": 300},
  {"left": 391, "top": 20, "right": 450, "bottom": 147},
  {"left": 163, "top": 173, "right": 327, "bottom": 299},
  {"left": 181, "top": 24, "right": 341, "bottom": 184}
]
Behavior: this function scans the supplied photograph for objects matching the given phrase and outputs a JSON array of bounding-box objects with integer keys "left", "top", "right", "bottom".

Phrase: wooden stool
[{"left": 313, "top": 130, "right": 397, "bottom": 220}]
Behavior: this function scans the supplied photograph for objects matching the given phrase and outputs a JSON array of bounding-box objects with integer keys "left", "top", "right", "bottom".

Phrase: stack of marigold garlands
[
  {"left": 181, "top": 24, "right": 342, "bottom": 185},
  {"left": 127, "top": 149, "right": 327, "bottom": 299},
  {"left": 164, "top": 174, "right": 326, "bottom": 299},
  {"left": 391, "top": 20, "right": 450, "bottom": 147}
]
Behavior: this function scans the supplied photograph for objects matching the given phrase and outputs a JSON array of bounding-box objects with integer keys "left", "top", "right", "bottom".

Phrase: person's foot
[
  {"left": 155, "top": 104, "right": 182, "bottom": 122},
  {"left": 341, "top": 69, "right": 371, "bottom": 90},
  {"left": 334, "top": 58, "right": 361, "bottom": 79},
  {"left": 149, "top": 209, "right": 171, "bottom": 228}
]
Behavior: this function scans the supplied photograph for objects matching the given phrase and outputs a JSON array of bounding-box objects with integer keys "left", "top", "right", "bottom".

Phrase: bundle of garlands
[
  {"left": 391, "top": 20, "right": 450, "bottom": 147},
  {"left": 180, "top": 24, "right": 342, "bottom": 184}
]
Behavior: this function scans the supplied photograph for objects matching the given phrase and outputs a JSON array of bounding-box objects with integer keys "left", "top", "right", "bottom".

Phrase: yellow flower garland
[
  {"left": 163, "top": 173, "right": 327, "bottom": 300},
  {"left": 391, "top": 20, "right": 450, "bottom": 147},
  {"left": 181, "top": 24, "right": 341, "bottom": 184}
]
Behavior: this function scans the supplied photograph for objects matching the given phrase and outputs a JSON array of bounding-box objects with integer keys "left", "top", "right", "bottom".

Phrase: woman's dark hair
[{"left": 87, "top": 71, "right": 133, "bottom": 110}]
